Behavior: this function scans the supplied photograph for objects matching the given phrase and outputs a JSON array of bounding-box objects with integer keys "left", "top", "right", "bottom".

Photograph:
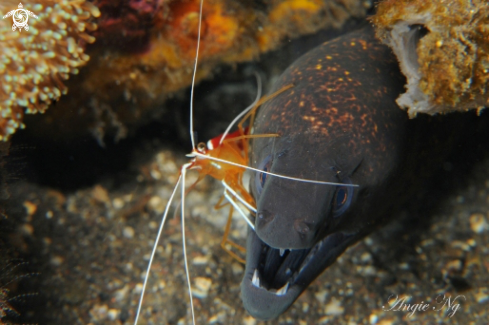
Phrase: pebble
[
  {"left": 149, "top": 220, "right": 158, "bottom": 229},
  {"left": 369, "top": 313, "right": 378, "bottom": 324},
  {"left": 133, "top": 283, "right": 143, "bottom": 294},
  {"left": 420, "top": 238, "right": 435, "bottom": 247},
  {"left": 92, "top": 185, "right": 109, "bottom": 203},
  {"left": 451, "top": 240, "right": 471, "bottom": 251},
  {"left": 364, "top": 237, "right": 374, "bottom": 246},
  {"left": 50, "top": 255, "right": 64, "bottom": 266},
  {"left": 192, "top": 254, "right": 210, "bottom": 265},
  {"left": 466, "top": 238, "right": 476, "bottom": 247},
  {"left": 231, "top": 262, "right": 243, "bottom": 275},
  {"left": 107, "top": 308, "right": 120, "bottom": 321},
  {"left": 114, "top": 285, "right": 129, "bottom": 302},
  {"left": 20, "top": 223, "right": 34, "bottom": 236},
  {"left": 148, "top": 195, "right": 165, "bottom": 213},
  {"left": 242, "top": 316, "right": 257, "bottom": 325},
  {"left": 469, "top": 213, "right": 488, "bottom": 233},
  {"left": 474, "top": 288, "right": 489, "bottom": 304},
  {"left": 318, "top": 315, "right": 331, "bottom": 324},
  {"left": 398, "top": 262, "right": 409, "bottom": 270},
  {"left": 192, "top": 277, "right": 212, "bottom": 298},
  {"left": 112, "top": 197, "right": 124, "bottom": 209},
  {"left": 360, "top": 251, "right": 373, "bottom": 264},
  {"left": 445, "top": 259, "right": 462, "bottom": 272},
  {"left": 150, "top": 169, "right": 162, "bottom": 180},
  {"left": 357, "top": 265, "right": 376, "bottom": 276},
  {"left": 315, "top": 290, "right": 328, "bottom": 304},
  {"left": 45, "top": 210, "right": 53, "bottom": 219},
  {"left": 123, "top": 226, "right": 135, "bottom": 239},
  {"left": 89, "top": 304, "right": 108, "bottom": 321},
  {"left": 23, "top": 200, "right": 37, "bottom": 216},
  {"left": 208, "top": 311, "right": 226, "bottom": 324},
  {"left": 158, "top": 280, "right": 166, "bottom": 290},
  {"left": 324, "top": 298, "right": 344, "bottom": 315}
]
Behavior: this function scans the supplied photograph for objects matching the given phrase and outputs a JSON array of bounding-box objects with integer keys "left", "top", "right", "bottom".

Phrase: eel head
[{"left": 241, "top": 133, "right": 374, "bottom": 320}]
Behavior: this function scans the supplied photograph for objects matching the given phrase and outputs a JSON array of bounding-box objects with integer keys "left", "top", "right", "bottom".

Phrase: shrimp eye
[
  {"left": 255, "top": 155, "right": 272, "bottom": 196},
  {"left": 332, "top": 181, "right": 353, "bottom": 217},
  {"left": 197, "top": 142, "right": 207, "bottom": 152}
]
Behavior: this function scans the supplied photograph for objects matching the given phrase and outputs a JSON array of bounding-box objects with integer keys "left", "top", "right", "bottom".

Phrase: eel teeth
[
  {"left": 252, "top": 269, "right": 261, "bottom": 288},
  {"left": 276, "top": 282, "right": 290, "bottom": 296},
  {"left": 279, "top": 248, "right": 286, "bottom": 256}
]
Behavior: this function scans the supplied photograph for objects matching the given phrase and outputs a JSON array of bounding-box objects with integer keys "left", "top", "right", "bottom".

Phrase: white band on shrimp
[{"left": 223, "top": 190, "right": 255, "bottom": 230}]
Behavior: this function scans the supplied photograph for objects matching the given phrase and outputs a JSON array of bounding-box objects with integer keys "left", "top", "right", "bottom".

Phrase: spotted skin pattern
[
  {"left": 251, "top": 26, "right": 407, "bottom": 249},
  {"left": 240, "top": 26, "right": 481, "bottom": 320}
]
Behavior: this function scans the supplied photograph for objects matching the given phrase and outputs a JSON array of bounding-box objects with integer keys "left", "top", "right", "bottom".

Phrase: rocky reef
[
  {"left": 372, "top": 0, "right": 489, "bottom": 117},
  {"left": 1, "top": 0, "right": 373, "bottom": 143}
]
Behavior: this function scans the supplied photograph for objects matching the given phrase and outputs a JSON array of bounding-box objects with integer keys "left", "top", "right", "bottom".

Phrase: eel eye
[
  {"left": 332, "top": 180, "right": 353, "bottom": 217},
  {"left": 255, "top": 154, "right": 272, "bottom": 196}
]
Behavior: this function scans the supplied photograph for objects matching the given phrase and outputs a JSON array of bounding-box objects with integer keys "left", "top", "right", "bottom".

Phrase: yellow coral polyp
[{"left": 0, "top": 0, "right": 99, "bottom": 141}]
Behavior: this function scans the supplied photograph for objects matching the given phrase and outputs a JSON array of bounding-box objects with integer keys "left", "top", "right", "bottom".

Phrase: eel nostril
[
  {"left": 256, "top": 210, "right": 274, "bottom": 225},
  {"left": 294, "top": 219, "right": 310, "bottom": 235}
]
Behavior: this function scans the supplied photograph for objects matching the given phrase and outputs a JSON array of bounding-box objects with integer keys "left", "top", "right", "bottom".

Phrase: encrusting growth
[{"left": 372, "top": 0, "right": 489, "bottom": 117}]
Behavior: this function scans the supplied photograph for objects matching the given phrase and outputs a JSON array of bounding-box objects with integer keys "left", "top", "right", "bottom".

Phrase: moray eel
[{"left": 240, "top": 25, "right": 475, "bottom": 320}]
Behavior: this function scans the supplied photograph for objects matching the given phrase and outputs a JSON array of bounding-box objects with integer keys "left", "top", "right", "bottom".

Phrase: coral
[
  {"left": 372, "top": 0, "right": 489, "bottom": 117},
  {"left": 0, "top": 0, "right": 100, "bottom": 141},
  {"left": 27, "top": 0, "right": 373, "bottom": 143}
]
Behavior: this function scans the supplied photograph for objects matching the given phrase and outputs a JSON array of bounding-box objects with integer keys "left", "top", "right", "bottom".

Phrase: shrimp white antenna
[
  {"left": 189, "top": 0, "right": 205, "bottom": 149},
  {"left": 222, "top": 180, "right": 257, "bottom": 214},
  {"left": 180, "top": 164, "right": 196, "bottom": 324},
  {"left": 134, "top": 174, "right": 183, "bottom": 325},
  {"left": 219, "top": 72, "right": 262, "bottom": 145},
  {"left": 193, "top": 152, "right": 360, "bottom": 187},
  {"left": 223, "top": 190, "right": 255, "bottom": 229}
]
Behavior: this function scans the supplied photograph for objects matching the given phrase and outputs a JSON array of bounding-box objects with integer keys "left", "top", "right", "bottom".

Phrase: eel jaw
[{"left": 240, "top": 229, "right": 357, "bottom": 321}]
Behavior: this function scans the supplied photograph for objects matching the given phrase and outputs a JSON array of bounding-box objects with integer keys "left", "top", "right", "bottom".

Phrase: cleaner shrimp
[{"left": 133, "top": 0, "right": 358, "bottom": 323}]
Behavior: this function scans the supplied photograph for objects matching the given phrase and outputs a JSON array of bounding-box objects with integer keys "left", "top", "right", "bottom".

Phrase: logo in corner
[{"left": 3, "top": 3, "right": 38, "bottom": 32}]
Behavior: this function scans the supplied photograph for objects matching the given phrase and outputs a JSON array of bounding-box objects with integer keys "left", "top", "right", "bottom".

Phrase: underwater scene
[{"left": 0, "top": 0, "right": 488, "bottom": 324}]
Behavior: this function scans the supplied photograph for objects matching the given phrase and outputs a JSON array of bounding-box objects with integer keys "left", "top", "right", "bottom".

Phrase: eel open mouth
[{"left": 241, "top": 229, "right": 357, "bottom": 320}]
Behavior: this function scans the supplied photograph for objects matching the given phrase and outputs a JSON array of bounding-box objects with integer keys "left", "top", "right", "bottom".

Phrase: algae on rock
[{"left": 372, "top": 0, "right": 489, "bottom": 117}]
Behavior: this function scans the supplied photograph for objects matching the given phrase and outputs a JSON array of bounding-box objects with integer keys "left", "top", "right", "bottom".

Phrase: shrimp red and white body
[
  {"left": 133, "top": 84, "right": 264, "bottom": 324},
  {"left": 134, "top": 0, "right": 259, "bottom": 323}
]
